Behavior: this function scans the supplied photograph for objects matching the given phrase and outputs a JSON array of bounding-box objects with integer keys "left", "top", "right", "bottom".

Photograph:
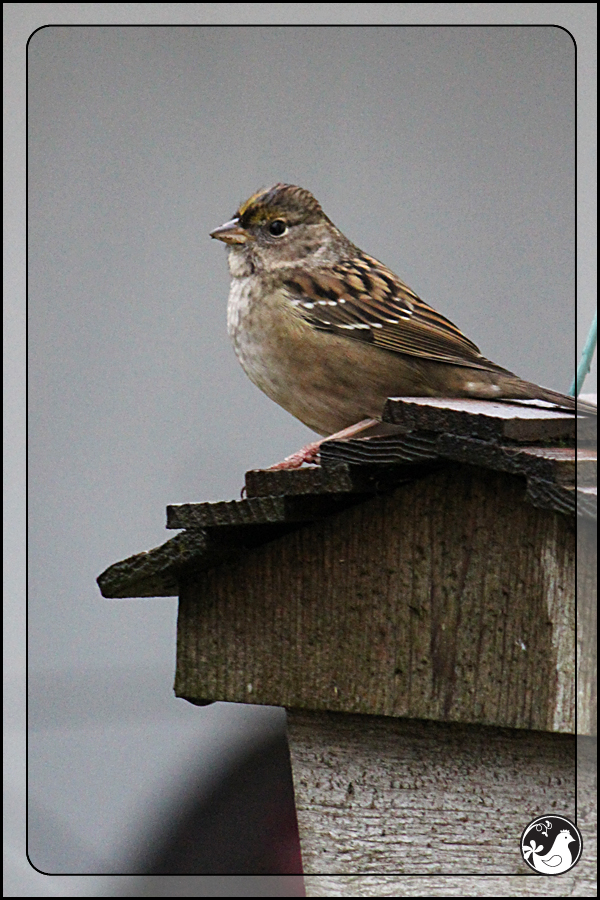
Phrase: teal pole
[{"left": 570, "top": 310, "right": 597, "bottom": 396}]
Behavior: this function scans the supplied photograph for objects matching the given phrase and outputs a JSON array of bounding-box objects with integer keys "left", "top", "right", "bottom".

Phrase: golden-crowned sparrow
[{"left": 211, "top": 184, "right": 595, "bottom": 465}]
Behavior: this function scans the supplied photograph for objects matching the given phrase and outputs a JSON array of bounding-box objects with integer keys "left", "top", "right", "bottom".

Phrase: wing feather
[{"left": 284, "top": 253, "right": 511, "bottom": 373}]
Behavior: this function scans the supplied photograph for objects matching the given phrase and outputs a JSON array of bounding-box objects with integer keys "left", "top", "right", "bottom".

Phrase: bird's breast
[
  {"left": 226, "top": 276, "right": 255, "bottom": 340},
  {"left": 227, "top": 277, "right": 297, "bottom": 400}
]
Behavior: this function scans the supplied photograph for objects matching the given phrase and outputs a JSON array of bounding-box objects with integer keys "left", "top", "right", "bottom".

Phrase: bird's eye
[{"left": 268, "top": 219, "right": 287, "bottom": 237}]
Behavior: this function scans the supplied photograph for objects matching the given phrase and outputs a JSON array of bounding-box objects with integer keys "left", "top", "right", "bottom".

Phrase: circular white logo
[{"left": 521, "top": 815, "right": 582, "bottom": 875}]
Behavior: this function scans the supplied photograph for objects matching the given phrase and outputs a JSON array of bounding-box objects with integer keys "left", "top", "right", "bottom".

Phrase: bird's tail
[{"left": 509, "top": 380, "right": 597, "bottom": 416}]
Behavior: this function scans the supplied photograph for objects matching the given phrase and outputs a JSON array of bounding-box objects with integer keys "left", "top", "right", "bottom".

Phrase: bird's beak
[{"left": 210, "top": 217, "right": 252, "bottom": 245}]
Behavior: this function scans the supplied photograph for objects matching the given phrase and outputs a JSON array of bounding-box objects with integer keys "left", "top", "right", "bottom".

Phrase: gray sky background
[{"left": 6, "top": 4, "right": 597, "bottom": 895}]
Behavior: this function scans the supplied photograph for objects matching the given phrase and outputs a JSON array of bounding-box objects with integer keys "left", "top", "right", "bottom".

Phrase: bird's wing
[
  {"left": 284, "top": 253, "right": 513, "bottom": 374},
  {"left": 536, "top": 854, "right": 563, "bottom": 868}
]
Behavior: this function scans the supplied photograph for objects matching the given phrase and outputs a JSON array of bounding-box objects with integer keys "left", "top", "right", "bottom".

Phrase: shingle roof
[{"left": 97, "top": 397, "right": 596, "bottom": 599}]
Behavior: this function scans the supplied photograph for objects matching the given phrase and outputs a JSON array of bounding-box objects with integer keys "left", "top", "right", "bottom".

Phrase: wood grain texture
[
  {"left": 244, "top": 462, "right": 435, "bottom": 499},
  {"left": 303, "top": 871, "right": 595, "bottom": 897},
  {"left": 97, "top": 531, "right": 211, "bottom": 598},
  {"left": 320, "top": 432, "right": 440, "bottom": 465},
  {"left": 577, "top": 520, "right": 597, "bottom": 736},
  {"left": 382, "top": 396, "right": 591, "bottom": 442},
  {"left": 166, "top": 494, "right": 373, "bottom": 530},
  {"left": 320, "top": 435, "right": 594, "bottom": 519},
  {"left": 434, "top": 438, "right": 592, "bottom": 486},
  {"left": 176, "top": 464, "right": 577, "bottom": 732},
  {"left": 287, "top": 710, "right": 575, "bottom": 877}
]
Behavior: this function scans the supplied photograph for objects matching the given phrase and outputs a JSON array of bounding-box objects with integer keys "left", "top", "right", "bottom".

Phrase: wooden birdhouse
[{"left": 98, "top": 397, "right": 596, "bottom": 895}]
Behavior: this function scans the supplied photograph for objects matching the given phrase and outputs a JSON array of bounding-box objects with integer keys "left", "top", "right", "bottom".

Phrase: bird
[
  {"left": 211, "top": 183, "right": 596, "bottom": 467},
  {"left": 523, "top": 828, "right": 575, "bottom": 875}
]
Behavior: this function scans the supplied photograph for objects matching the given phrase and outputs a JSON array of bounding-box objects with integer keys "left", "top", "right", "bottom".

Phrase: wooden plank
[
  {"left": 319, "top": 432, "right": 440, "bottom": 466},
  {"left": 382, "top": 396, "right": 592, "bottom": 442},
  {"left": 96, "top": 519, "right": 322, "bottom": 598},
  {"left": 322, "top": 434, "right": 588, "bottom": 484},
  {"left": 97, "top": 531, "right": 212, "bottom": 599},
  {"left": 166, "top": 494, "right": 371, "bottom": 530},
  {"left": 436, "top": 438, "right": 588, "bottom": 486},
  {"left": 175, "top": 465, "right": 578, "bottom": 733},
  {"left": 244, "top": 464, "right": 357, "bottom": 498},
  {"left": 286, "top": 710, "right": 575, "bottom": 877},
  {"left": 300, "top": 737, "right": 596, "bottom": 895},
  {"left": 244, "top": 463, "right": 426, "bottom": 499},
  {"left": 517, "top": 445, "right": 595, "bottom": 484},
  {"left": 321, "top": 435, "right": 595, "bottom": 518}
]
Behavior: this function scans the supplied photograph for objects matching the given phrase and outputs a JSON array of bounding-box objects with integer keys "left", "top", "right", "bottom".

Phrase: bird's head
[
  {"left": 210, "top": 183, "right": 354, "bottom": 275},
  {"left": 558, "top": 830, "right": 574, "bottom": 844}
]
